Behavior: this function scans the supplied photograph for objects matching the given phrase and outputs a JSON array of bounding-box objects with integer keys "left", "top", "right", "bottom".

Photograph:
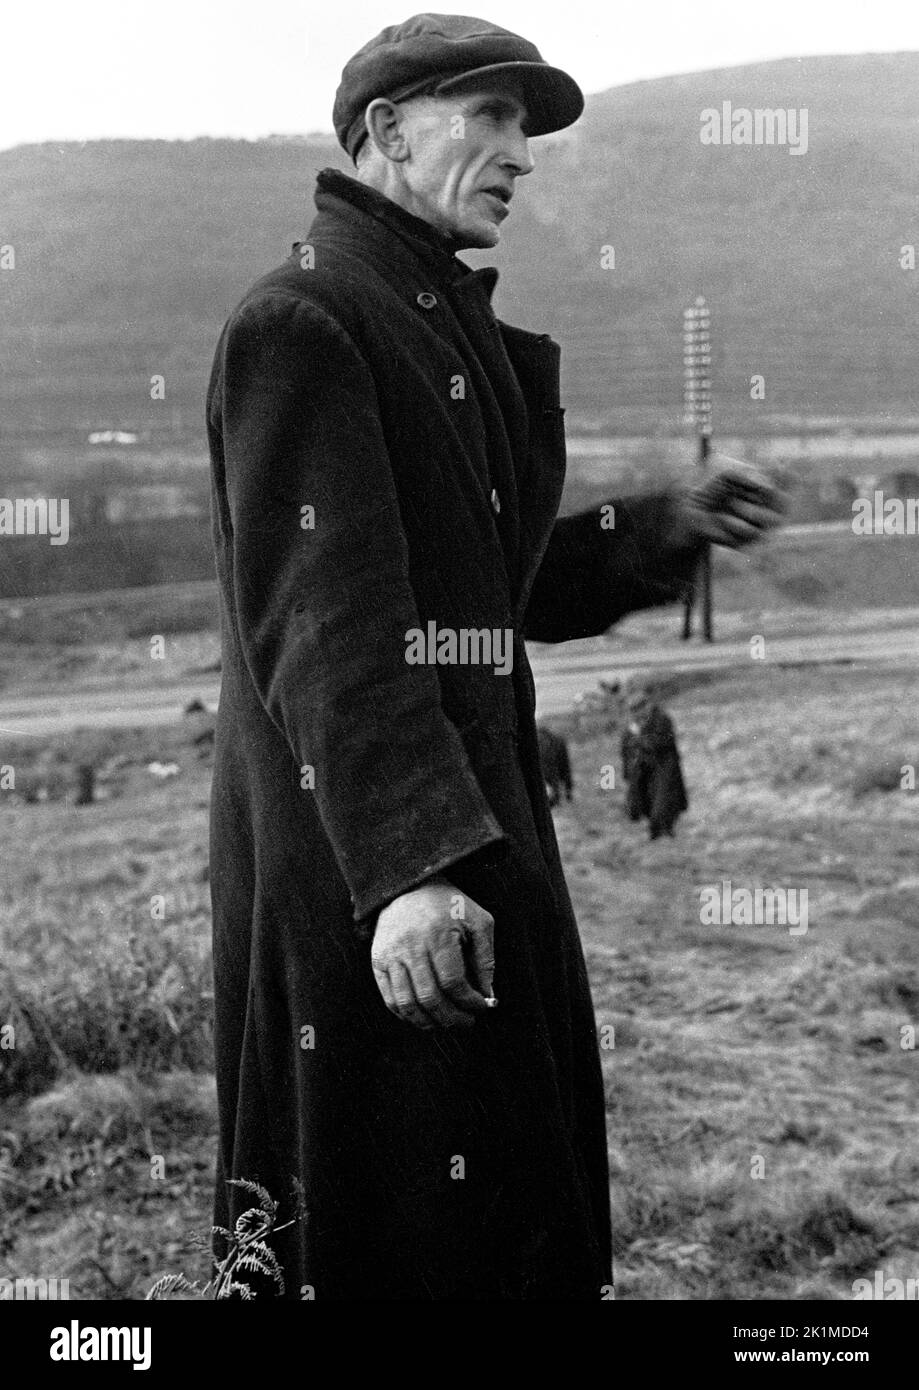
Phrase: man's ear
[{"left": 363, "top": 98, "right": 410, "bottom": 162}]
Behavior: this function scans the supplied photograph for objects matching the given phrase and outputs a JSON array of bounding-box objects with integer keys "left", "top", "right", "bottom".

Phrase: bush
[
  {"left": 850, "top": 756, "right": 913, "bottom": 797},
  {"left": 0, "top": 924, "right": 213, "bottom": 1099}
]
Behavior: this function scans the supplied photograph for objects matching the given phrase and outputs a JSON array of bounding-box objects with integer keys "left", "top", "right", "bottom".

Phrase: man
[
  {"left": 621, "top": 683, "right": 689, "bottom": 839},
  {"left": 206, "top": 13, "right": 781, "bottom": 1300},
  {"left": 537, "top": 724, "right": 574, "bottom": 808}
]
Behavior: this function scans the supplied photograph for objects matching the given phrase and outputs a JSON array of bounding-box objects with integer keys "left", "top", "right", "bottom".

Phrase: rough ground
[{"left": 1, "top": 661, "right": 917, "bottom": 1299}]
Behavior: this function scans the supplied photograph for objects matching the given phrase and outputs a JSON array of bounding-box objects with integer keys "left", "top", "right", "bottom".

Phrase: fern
[
  {"left": 146, "top": 1176, "right": 305, "bottom": 1300},
  {"left": 146, "top": 1272, "right": 213, "bottom": 1301},
  {"left": 235, "top": 1246, "right": 284, "bottom": 1292},
  {"left": 221, "top": 1279, "right": 254, "bottom": 1300},
  {"left": 227, "top": 1177, "right": 275, "bottom": 1215}
]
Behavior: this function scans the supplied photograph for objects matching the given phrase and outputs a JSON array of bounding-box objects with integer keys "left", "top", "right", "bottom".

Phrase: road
[
  {"left": 530, "top": 616, "right": 917, "bottom": 716},
  {"left": 0, "top": 608, "right": 915, "bottom": 736}
]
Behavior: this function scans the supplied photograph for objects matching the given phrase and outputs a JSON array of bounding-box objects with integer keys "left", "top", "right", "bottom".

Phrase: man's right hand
[{"left": 371, "top": 876, "right": 495, "bottom": 1030}]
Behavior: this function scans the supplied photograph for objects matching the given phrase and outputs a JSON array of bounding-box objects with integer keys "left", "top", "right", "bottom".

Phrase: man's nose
[{"left": 502, "top": 131, "right": 534, "bottom": 177}]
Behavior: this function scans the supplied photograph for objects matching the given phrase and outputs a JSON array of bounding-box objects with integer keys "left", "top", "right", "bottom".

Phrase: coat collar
[
  {"left": 312, "top": 167, "right": 500, "bottom": 298},
  {"left": 307, "top": 168, "right": 566, "bottom": 624}
]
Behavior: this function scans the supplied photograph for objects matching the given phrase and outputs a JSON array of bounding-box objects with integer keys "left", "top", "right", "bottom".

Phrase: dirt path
[{"left": 1, "top": 606, "right": 916, "bottom": 735}]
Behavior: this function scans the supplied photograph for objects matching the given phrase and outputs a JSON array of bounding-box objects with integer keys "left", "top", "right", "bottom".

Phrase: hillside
[{"left": 1, "top": 51, "right": 917, "bottom": 442}]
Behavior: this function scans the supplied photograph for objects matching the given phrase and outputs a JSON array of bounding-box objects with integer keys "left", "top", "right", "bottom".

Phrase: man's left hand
[{"left": 672, "top": 455, "right": 785, "bottom": 550}]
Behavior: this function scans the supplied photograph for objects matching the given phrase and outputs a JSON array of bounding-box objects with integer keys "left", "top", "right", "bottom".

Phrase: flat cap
[{"left": 333, "top": 12, "right": 584, "bottom": 160}]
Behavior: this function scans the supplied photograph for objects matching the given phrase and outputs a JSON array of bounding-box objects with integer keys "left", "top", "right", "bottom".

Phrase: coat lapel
[
  {"left": 497, "top": 322, "right": 568, "bottom": 622},
  {"left": 306, "top": 173, "right": 569, "bottom": 624}
]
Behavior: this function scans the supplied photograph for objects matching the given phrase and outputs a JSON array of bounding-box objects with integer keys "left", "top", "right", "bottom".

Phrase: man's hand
[
  {"left": 371, "top": 876, "right": 496, "bottom": 1030},
  {"left": 672, "top": 455, "right": 785, "bottom": 550}
]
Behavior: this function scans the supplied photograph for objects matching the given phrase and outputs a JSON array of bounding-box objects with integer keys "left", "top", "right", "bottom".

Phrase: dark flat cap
[{"left": 333, "top": 13, "right": 585, "bottom": 160}]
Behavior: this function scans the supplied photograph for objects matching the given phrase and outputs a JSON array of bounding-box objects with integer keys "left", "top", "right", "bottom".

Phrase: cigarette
[{"left": 483, "top": 996, "right": 499, "bottom": 1008}]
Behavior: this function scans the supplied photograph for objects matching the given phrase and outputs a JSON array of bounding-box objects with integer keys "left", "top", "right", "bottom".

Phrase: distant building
[
  {"left": 88, "top": 430, "right": 138, "bottom": 445},
  {"left": 105, "top": 485, "right": 204, "bottom": 523}
]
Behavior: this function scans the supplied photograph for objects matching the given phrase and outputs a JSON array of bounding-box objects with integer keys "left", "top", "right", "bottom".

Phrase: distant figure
[
  {"left": 620, "top": 687, "right": 688, "bottom": 839},
  {"left": 74, "top": 763, "right": 96, "bottom": 807},
  {"left": 185, "top": 697, "right": 216, "bottom": 752},
  {"left": 537, "top": 725, "right": 573, "bottom": 808}
]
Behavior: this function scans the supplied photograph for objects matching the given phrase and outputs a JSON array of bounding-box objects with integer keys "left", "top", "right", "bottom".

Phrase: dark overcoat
[
  {"left": 205, "top": 167, "right": 700, "bottom": 1300},
  {"left": 622, "top": 706, "right": 690, "bottom": 837}
]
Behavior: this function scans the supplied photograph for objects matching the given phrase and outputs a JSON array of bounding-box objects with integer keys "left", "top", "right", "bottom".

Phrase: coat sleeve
[
  {"left": 214, "top": 291, "right": 506, "bottom": 924},
  {"left": 522, "top": 493, "right": 704, "bottom": 644}
]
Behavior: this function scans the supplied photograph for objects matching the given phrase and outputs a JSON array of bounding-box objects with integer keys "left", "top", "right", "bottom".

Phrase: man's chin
[{"left": 453, "top": 219, "right": 502, "bottom": 250}]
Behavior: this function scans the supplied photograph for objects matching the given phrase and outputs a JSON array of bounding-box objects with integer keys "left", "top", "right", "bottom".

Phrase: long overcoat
[
  {"left": 622, "top": 706, "right": 690, "bottom": 837},
  {"left": 205, "top": 167, "right": 701, "bottom": 1300}
]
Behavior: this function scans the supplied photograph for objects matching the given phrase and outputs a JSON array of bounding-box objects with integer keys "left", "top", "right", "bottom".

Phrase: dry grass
[
  {"left": 1, "top": 662, "right": 918, "bottom": 1298},
  {"left": 557, "top": 662, "right": 919, "bottom": 1298}
]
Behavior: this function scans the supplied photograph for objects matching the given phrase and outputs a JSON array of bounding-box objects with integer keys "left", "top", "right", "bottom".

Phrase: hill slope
[{"left": 1, "top": 52, "right": 917, "bottom": 442}]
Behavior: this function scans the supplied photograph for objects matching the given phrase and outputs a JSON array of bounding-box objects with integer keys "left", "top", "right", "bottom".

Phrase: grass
[
  {"left": 0, "top": 724, "right": 214, "bottom": 1099},
  {"left": 1, "top": 661, "right": 918, "bottom": 1298},
  {"left": 555, "top": 662, "right": 919, "bottom": 1298},
  {"left": 0, "top": 582, "right": 219, "bottom": 648},
  {"left": 1, "top": 524, "right": 919, "bottom": 662}
]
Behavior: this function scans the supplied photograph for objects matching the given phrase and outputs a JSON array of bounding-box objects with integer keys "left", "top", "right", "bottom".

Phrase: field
[
  {"left": 560, "top": 663, "right": 919, "bottom": 1298},
  {"left": 1, "top": 645, "right": 917, "bottom": 1299},
  {"left": 5, "top": 37, "right": 919, "bottom": 1307}
]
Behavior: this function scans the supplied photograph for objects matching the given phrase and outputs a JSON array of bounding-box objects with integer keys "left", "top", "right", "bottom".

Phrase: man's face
[{"left": 395, "top": 82, "right": 535, "bottom": 248}]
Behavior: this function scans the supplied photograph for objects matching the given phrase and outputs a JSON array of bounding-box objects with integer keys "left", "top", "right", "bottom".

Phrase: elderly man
[{"left": 206, "top": 13, "right": 780, "bottom": 1300}]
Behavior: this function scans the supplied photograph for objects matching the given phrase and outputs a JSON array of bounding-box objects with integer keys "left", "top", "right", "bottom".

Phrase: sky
[{"left": 1, "top": 0, "right": 917, "bottom": 151}]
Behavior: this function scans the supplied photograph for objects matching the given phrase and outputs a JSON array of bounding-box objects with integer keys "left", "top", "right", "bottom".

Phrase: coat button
[
  {"left": 490, "top": 488, "right": 501, "bottom": 514},
  {"left": 416, "top": 292, "right": 438, "bottom": 309}
]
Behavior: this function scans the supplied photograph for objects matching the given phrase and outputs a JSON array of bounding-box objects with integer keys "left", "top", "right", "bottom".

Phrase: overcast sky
[{"left": 2, "top": 0, "right": 917, "bottom": 151}]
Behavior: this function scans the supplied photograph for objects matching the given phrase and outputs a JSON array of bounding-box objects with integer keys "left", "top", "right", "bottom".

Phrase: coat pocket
[{"left": 540, "top": 405, "right": 567, "bottom": 453}]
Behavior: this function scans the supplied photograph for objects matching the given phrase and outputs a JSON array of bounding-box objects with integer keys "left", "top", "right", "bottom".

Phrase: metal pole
[
  {"left": 699, "top": 433, "right": 713, "bottom": 642},
  {"left": 681, "top": 589, "right": 693, "bottom": 640},
  {"left": 683, "top": 297, "right": 714, "bottom": 642}
]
